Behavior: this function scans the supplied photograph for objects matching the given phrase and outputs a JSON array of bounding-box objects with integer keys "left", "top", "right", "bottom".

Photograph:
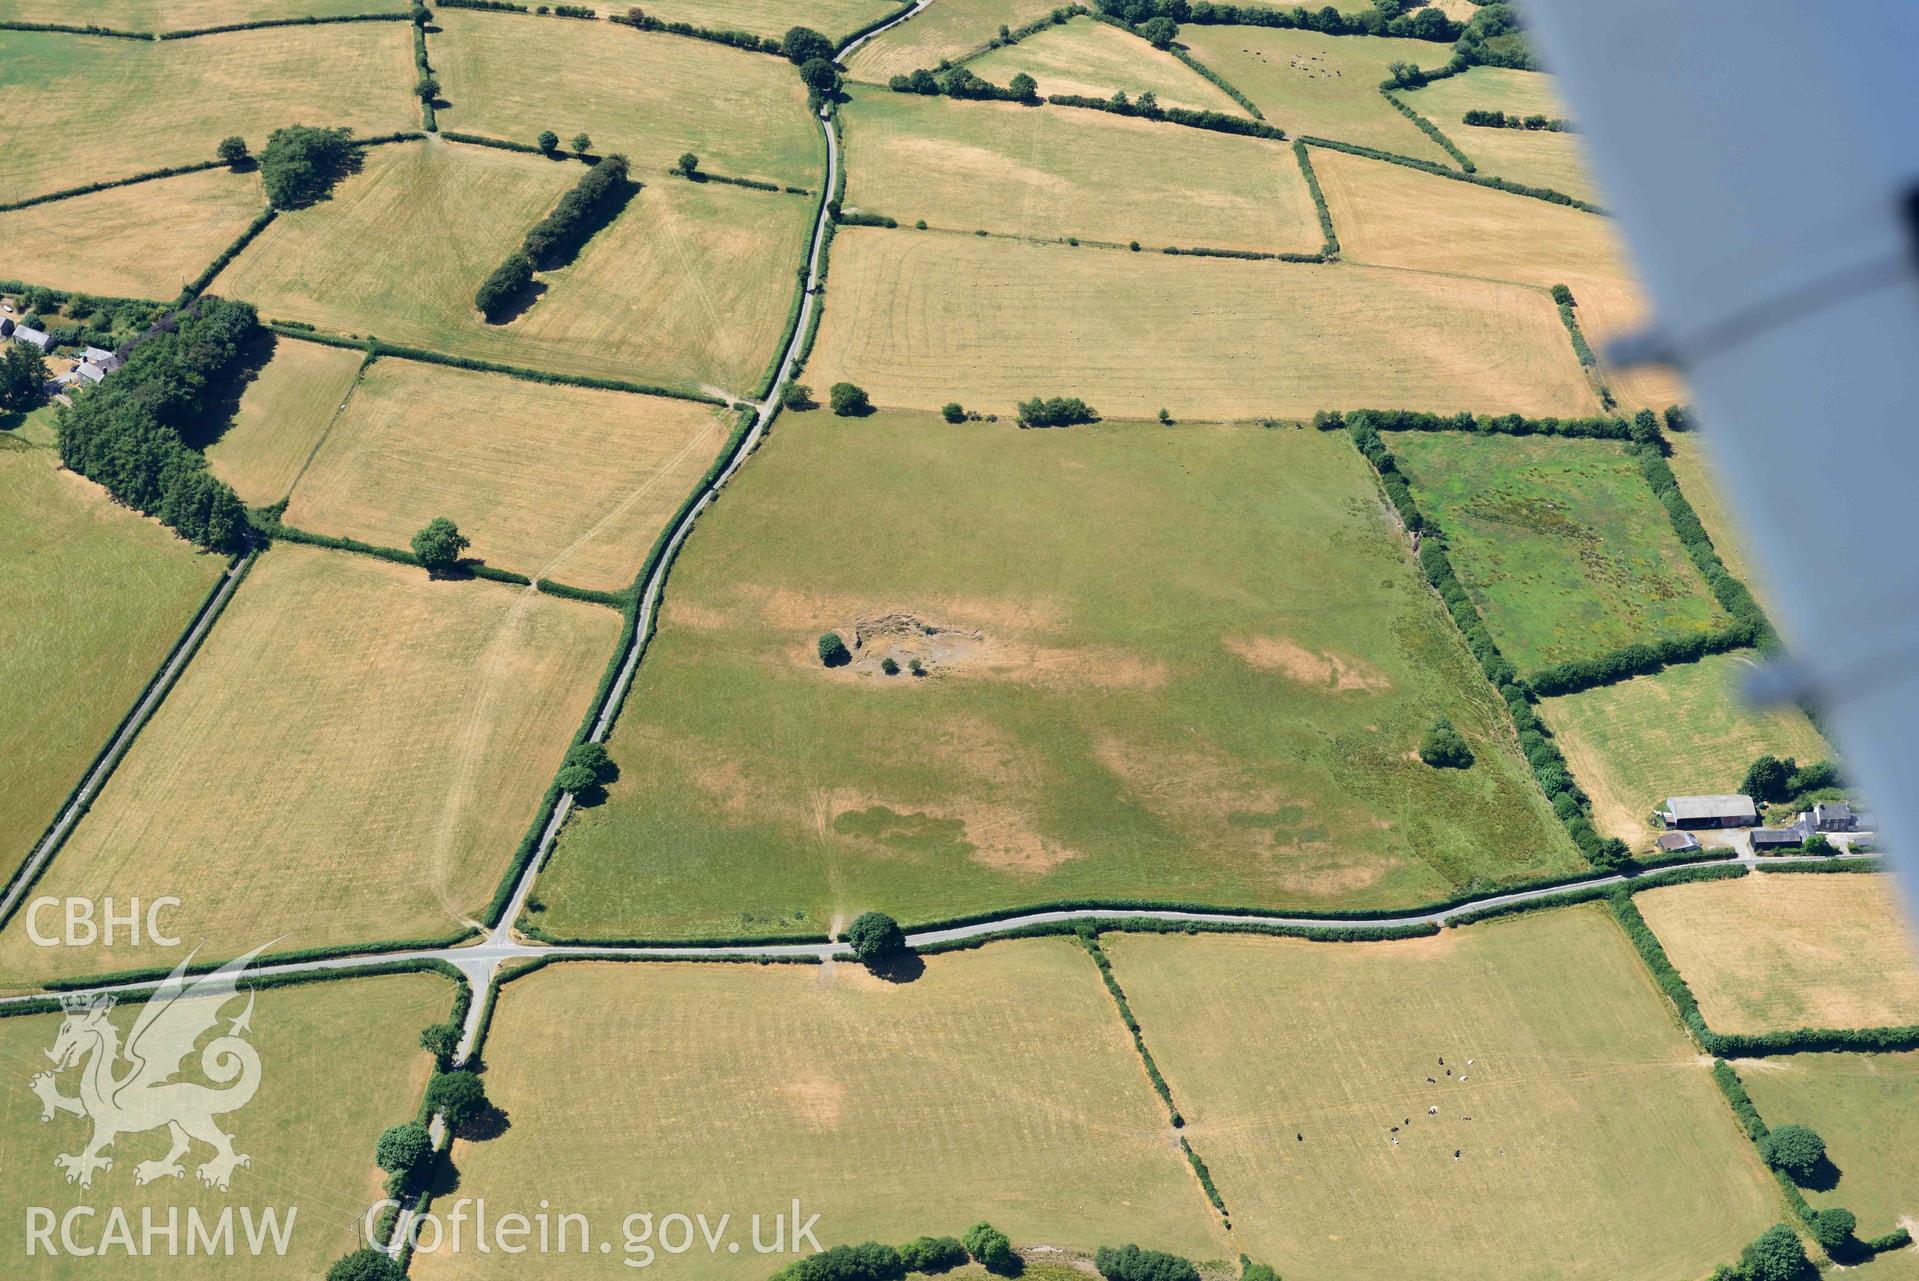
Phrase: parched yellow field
[
  {"left": 1665, "top": 433, "right": 1773, "bottom": 605},
  {"left": 1310, "top": 146, "right": 1685, "bottom": 409},
  {"left": 841, "top": 88, "right": 1320, "bottom": 252},
  {"left": 411, "top": 943, "right": 1230, "bottom": 1281},
  {"left": 0, "top": 442, "right": 223, "bottom": 884},
  {"left": 0, "top": 0, "right": 403, "bottom": 29},
  {"left": 0, "top": 544, "right": 618, "bottom": 989},
  {"left": 639, "top": 0, "right": 899, "bottom": 41},
  {"left": 806, "top": 229, "right": 1594, "bottom": 418},
  {"left": 1401, "top": 68, "right": 1596, "bottom": 201},
  {"left": 0, "top": 971, "right": 452, "bottom": 1280},
  {"left": 1541, "top": 651, "right": 1828, "bottom": 847},
  {"left": 1177, "top": 26, "right": 1454, "bottom": 163},
  {"left": 1104, "top": 909, "right": 1780, "bottom": 1281},
  {"left": 203, "top": 335, "right": 366, "bottom": 505},
  {"left": 0, "top": 167, "right": 264, "bottom": 300},
  {"left": 214, "top": 141, "right": 808, "bottom": 396},
  {"left": 0, "top": 24, "right": 417, "bottom": 201},
  {"left": 431, "top": 9, "right": 821, "bottom": 187},
  {"left": 969, "top": 17, "right": 1241, "bottom": 114},
  {"left": 846, "top": 0, "right": 1064, "bottom": 84},
  {"left": 1739, "top": 1052, "right": 1919, "bottom": 1239},
  {"left": 283, "top": 359, "right": 730, "bottom": 590},
  {"left": 1636, "top": 874, "right": 1919, "bottom": 1035}
]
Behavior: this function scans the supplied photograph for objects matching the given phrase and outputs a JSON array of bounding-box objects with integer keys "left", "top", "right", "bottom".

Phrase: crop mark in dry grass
[{"left": 1226, "top": 634, "right": 1391, "bottom": 691}]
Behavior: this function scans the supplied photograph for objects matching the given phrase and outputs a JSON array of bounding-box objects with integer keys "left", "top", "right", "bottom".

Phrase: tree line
[
  {"left": 476, "top": 154, "right": 631, "bottom": 318},
  {"left": 56, "top": 298, "right": 257, "bottom": 552}
]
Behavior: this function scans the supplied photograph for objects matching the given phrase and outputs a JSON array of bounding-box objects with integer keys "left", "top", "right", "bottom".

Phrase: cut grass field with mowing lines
[
  {"left": 1103, "top": 907, "right": 1781, "bottom": 1281},
  {"left": 1390, "top": 432, "right": 1731, "bottom": 674},
  {"left": 1309, "top": 148, "right": 1683, "bottom": 411},
  {"left": 214, "top": 141, "right": 809, "bottom": 397},
  {"left": 968, "top": 16, "right": 1242, "bottom": 114},
  {"left": 430, "top": 9, "right": 821, "bottom": 189},
  {"left": 532, "top": 416, "right": 1579, "bottom": 943},
  {"left": 409, "top": 943, "right": 1231, "bottom": 1281},
  {"left": 840, "top": 87, "right": 1320, "bottom": 252},
  {"left": 1739, "top": 1051, "right": 1919, "bottom": 1239},
  {"left": 0, "top": 24, "right": 416, "bottom": 201},
  {"left": 0, "top": 440, "right": 223, "bottom": 887},
  {"left": 282, "top": 359, "right": 731, "bottom": 591},
  {"left": 0, "top": 544, "right": 617, "bottom": 989},
  {"left": 806, "top": 228, "right": 1595, "bottom": 419},
  {"left": 0, "top": 167, "right": 265, "bottom": 300},
  {"left": 1635, "top": 874, "right": 1919, "bottom": 1037},
  {"left": 1400, "top": 67, "right": 1597, "bottom": 203},
  {"left": 202, "top": 334, "right": 366, "bottom": 506},
  {"left": 845, "top": 0, "right": 1065, "bottom": 85},
  {"left": 0, "top": 970, "right": 453, "bottom": 1280},
  {"left": 1176, "top": 26, "right": 1455, "bottom": 162},
  {"left": 1540, "top": 650, "right": 1829, "bottom": 847}
]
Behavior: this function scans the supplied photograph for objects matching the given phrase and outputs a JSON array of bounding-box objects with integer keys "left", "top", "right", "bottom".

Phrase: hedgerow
[
  {"left": 259, "top": 518, "right": 533, "bottom": 584},
  {"left": 0, "top": 160, "right": 229, "bottom": 213},
  {"left": 1081, "top": 934, "right": 1184, "bottom": 1126},
  {"left": 1179, "top": 0, "right": 1458, "bottom": 42},
  {"left": 1293, "top": 140, "right": 1339, "bottom": 257},
  {"left": 177, "top": 207, "right": 276, "bottom": 305},
  {"left": 609, "top": 8, "right": 784, "bottom": 53},
  {"left": 1756, "top": 858, "right": 1889, "bottom": 875},
  {"left": 1178, "top": 1140, "right": 1230, "bottom": 1219},
  {"left": 437, "top": 0, "right": 527, "bottom": 9},
  {"left": 412, "top": 18, "right": 438, "bottom": 130},
  {"left": 0, "top": 18, "right": 149, "bottom": 37},
  {"left": 678, "top": 169, "right": 793, "bottom": 194},
  {"left": 1463, "top": 108, "right": 1573, "bottom": 131},
  {"left": 948, "top": 3, "right": 1088, "bottom": 65},
  {"left": 535, "top": 578, "right": 631, "bottom": 607},
  {"left": 1300, "top": 136, "right": 1601, "bottom": 212},
  {"left": 1043, "top": 92, "right": 1287, "bottom": 139},
  {"left": 158, "top": 11, "right": 411, "bottom": 38},
  {"left": 520, "top": 153, "right": 631, "bottom": 267},
  {"left": 1380, "top": 90, "right": 1475, "bottom": 171},
  {"left": 1165, "top": 45, "right": 1263, "bottom": 118}
]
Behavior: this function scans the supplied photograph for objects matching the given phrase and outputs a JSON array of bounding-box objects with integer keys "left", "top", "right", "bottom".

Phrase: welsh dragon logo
[{"left": 30, "top": 945, "right": 269, "bottom": 1192}]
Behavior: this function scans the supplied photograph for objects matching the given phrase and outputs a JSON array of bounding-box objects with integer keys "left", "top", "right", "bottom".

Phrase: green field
[
  {"left": 1390, "top": 432, "right": 1731, "bottom": 674},
  {"left": 845, "top": 0, "right": 1068, "bottom": 84},
  {"left": 0, "top": 969, "right": 452, "bottom": 1279},
  {"left": 807, "top": 229, "right": 1593, "bottom": 419},
  {"left": 1740, "top": 1052, "right": 1919, "bottom": 1239},
  {"left": 202, "top": 334, "right": 366, "bottom": 506},
  {"left": 1176, "top": 26, "right": 1454, "bottom": 162},
  {"left": 0, "top": 24, "right": 416, "bottom": 200},
  {"left": 282, "top": 358, "right": 730, "bottom": 590},
  {"left": 0, "top": 440, "right": 223, "bottom": 886},
  {"left": 1635, "top": 874, "right": 1919, "bottom": 1036},
  {"left": 532, "top": 416, "right": 1579, "bottom": 942},
  {"left": 0, "top": 0, "right": 403, "bottom": 29},
  {"left": 1541, "top": 650, "right": 1830, "bottom": 846},
  {"left": 430, "top": 9, "right": 820, "bottom": 188},
  {"left": 0, "top": 544, "right": 617, "bottom": 988},
  {"left": 839, "top": 87, "right": 1320, "bottom": 252},
  {"left": 1104, "top": 908, "right": 1781, "bottom": 1281},
  {"left": 212, "top": 141, "right": 810, "bottom": 395},
  {"left": 1401, "top": 67, "right": 1598, "bottom": 203},
  {"left": 968, "top": 16, "right": 1241, "bottom": 114},
  {"left": 411, "top": 943, "right": 1230, "bottom": 1281}
]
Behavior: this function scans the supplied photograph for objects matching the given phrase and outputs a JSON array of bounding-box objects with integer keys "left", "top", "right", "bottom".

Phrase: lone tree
[
  {"left": 678, "top": 151, "right": 699, "bottom": 175},
  {"left": 1418, "top": 719, "right": 1473, "bottom": 769},
  {"left": 844, "top": 911, "right": 906, "bottom": 966},
  {"left": 415, "top": 74, "right": 440, "bottom": 102},
  {"left": 538, "top": 129, "right": 560, "bottom": 153},
  {"left": 782, "top": 24, "right": 833, "bottom": 64},
  {"left": 829, "top": 382, "right": 871, "bottom": 416},
  {"left": 375, "top": 1122, "right": 433, "bottom": 1192},
  {"left": 1809, "top": 1208, "right": 1857, "bottom": 1255},
  {"left": 258, "top": 123, "right": 356, "bottom": 209},
  {"left": 556, "top": 741, "right": 615, "bottom": 794},
  {"left": 1139, "top": 14, "right": 1177, "bottom": 46},
  {"left": 571, "top": 131, "right": 592, "bottom": 156},
  {"left": 800, "top": 56, "right": 841, "bottom": 97},
  {"left": 326, "top": 1250, "right": 406, "bottom": 1281},
  {"left": 216, "top": 135, "right": 249, "bottom": 166},
  {"left": 962, "top": 1222, "right": 1018, "bottom": 1276},
  {"left": 941, "top": 402, "right": 966, "bottom": 423},
  {"left": 410, "top": 516, "right": 470, "bottom": 576},
  {"left": 817, "top": 631, "right": 852, "bottom": 668},
  {"left": 1742, "top": 754, "right": 1794, "bottom": 803},
  {"left": 1009, "top": 71, "right": 1039, "bottom": 102},
  {"left": 1761, "top": 1125, "right": 1826, "bottom": 1184},
  {"left": 0, "top": 343, "right": 48, "bottom": 411},
  {"left": 1736, "top": 1224, "right": 1811, "bottom": 1281},
  {"left": 425, "top": 1070, "right": 491, "bottom": 1133}
]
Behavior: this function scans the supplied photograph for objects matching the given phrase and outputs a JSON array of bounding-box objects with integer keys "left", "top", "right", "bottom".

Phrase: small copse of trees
[
  {"left": 829, "top": 382, "right": 871, "bottom": 416},
  {"left": 1418, "top": 718, "right": 1473, "bottom": 769},
  {"left": 259, "top": 124, "right": 356, "bottom": 210},
  {"left": 1094, "top": 1245, "right": 1200, "bottom": 1281},
  {"left": 962, "top": 1222, "right": 1017, "bottom": 1275},
  {"left": 1760, "top": 1125, "right": 1826, "bottom": 1184},
  {"left": 1016, "top": 396, "right": 1097, "bottom": 428}
]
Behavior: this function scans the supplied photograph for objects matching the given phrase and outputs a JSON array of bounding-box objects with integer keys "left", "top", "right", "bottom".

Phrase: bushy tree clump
[
  {"left": 899, "top": 1236, "right": 968, "bottom": 1274},
  {"left": 1016, "top": 395, "right": 1097, "bottom": 428},
  {"left": 259, "top": 124, "right": 356, "bottom": 209},
  {"left": 1761, "top": 1125, "right": 1826, "bottom": 1184},
  {"left": 829, "top": 382, "right": 871, "bottom": 416},
  {"left": 1417, "top": 718, "right": 1473, "bottom": 768},
  {"left": 962, "top": 1222, "right": 1017, "bottom": 1275},
  {"left": 845, "top": 911, "right": 906, "bottom": 965},
  {"left": 818, "top": 632, "right": 852, "bottom": 667},
  {"left": 1094, "top": 1245, "right": 1200, "bottom": 1281},
  {"left": 410, "top": 516, "right": 470, "bottom": 575}
]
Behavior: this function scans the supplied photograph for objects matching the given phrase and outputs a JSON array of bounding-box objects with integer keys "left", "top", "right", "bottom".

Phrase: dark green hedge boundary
[
  {"left": 0, "top": 159, "right": 232, "bottom": 213},
  {"left": 676, "top": 169, "right": 803, "bottom": 195},
  {"left": 610, "top": 9, "right": 785, "bottom": 55},
  {"left": 751, "top": 113, "right": 832, "bottom": 401},
  {"left": 3, "top": 957, "right": 469, "bottom": 1024},
  {"left": 913, "top": 917, "right": 1440, "bottom": 957},
  {"left": 1299, "top": 136, "right": 1602, "bottom": 213},
  {"left": 259, "top": 518, "right": 533, "bottom": 584},
  {"left": 1045, "top": 92, "right": 1286, "bottom": 140},
  {"left": 1445, "top": 861, "right": 1743, "bottom": 927},
  {"left": 1756, "top": 858, "right": 1889, "bottom": 875},
  {"left": 1551, "top": 289, "right": 1614, "bottom": 411},
  {"left": 414, "top": 17, "right": 438, "bottom": 130},
  {"left": 0, "top": 551, "right": 255, "bottom": 930},
  {"left": 1380, "top": 89, "right": 1474, "bottom": 171},
  {"left": 266, "top": 324, "right": 725, "bottom": 404},
  {"left": 836, "top": 0, "right": 919, "bottom": 55},
  {"left": 1293, "top": 140, "right": 1339, "bottom": 258},
  {"left": 159, "top": 11, "right": 412, "bottom": 39},
  {"left": 785, "top": 113, "right": 846, "bottom": 384},
  {"left": 0, "top": 19, "right": 150, "bottom": 37},
  {"left": 441, "top": 131, "right": 588, "bottom": 159},
  {"left": 948, "top": 4, "right": 1090, "bottom": 68},
  {"left": 534, "top": 578, "right": 630, "bottom": 608},
  {"left": 1167, "top": 44, "right": 1263, "bottom": 119},
  {"left": 1610, "top": 890, "right": 1919, "bottom": 1057},
  {"left": 483, "top": 406, "right": 759, "bottom": 930},
  {"left": 37, "top": 940, "right": 475, "bottom": 995},
  {"left": 177, "top": 207, "right": 276, "bottom": 306},
  {"left": 1711, "top": 1059, "right": 1914, "bottom": 1255}
]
